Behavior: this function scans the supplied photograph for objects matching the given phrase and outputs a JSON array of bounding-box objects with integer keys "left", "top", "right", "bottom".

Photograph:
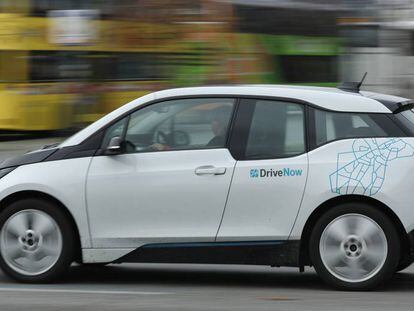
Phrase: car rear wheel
[
  {"left": 396, "top": 260, "right": 412, "bottom": 272},
  {"left": 309, "top": 203, "right": 400, "bottom": 290},
  {"left": 0, "top": 198, "right": 76, "bottom": 282}
]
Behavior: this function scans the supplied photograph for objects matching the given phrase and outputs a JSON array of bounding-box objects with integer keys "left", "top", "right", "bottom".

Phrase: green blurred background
[{"left": 0, "top": 0, "right": 408, "bottom": 133}]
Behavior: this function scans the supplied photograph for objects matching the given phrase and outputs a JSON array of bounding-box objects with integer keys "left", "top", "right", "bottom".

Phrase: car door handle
[{"left": 195, "top": 166, "right": 226, "bottom": 176}]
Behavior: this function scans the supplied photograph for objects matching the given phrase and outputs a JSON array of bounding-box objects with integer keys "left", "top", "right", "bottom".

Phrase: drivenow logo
[{"left": 250, "top": 168, "right": 303, "bottom": 178}]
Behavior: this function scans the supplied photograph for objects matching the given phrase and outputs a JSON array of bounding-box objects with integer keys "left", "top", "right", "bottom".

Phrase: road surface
[{"left": 0, "top": 264, "right": 412, "bottom": 311}]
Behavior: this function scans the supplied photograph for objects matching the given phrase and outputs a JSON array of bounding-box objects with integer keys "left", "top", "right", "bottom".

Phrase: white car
[{"left": 1, "top": 85, "right": 414, "bottom": 290}]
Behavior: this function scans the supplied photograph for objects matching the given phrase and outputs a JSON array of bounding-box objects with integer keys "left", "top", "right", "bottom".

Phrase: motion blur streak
[{"left": 2, "top": 0, "right": 409, "bottom": 134}]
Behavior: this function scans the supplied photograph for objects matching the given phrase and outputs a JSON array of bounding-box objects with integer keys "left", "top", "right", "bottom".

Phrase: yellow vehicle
[
  {"left": 0, "top": 10, "right": 179, "bottom": 131},
  {"left": 0, "top": 0, "right": 237, "bottom": 132},
  {"left": 0, "top": 1, "right": 340, "bottom": 131}
]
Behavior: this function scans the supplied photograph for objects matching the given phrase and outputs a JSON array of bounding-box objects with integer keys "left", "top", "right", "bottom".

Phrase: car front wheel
[
  {"left": 309, "top": 203, "right": 400, "bottom": 291},
  {"left": 0, "top": 198, "right": 75, "bottom": 283}
]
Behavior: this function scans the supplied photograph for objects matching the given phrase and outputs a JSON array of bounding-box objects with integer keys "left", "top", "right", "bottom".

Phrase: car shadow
[
  {"left": 63, "top": 264, "right": 328, "bottom": 290},
  {"left": 58, "top": 263, "right": 414, "bottom": 292},
  {"left": 0, "top": 262, "right": 412, "bottom": 291}
]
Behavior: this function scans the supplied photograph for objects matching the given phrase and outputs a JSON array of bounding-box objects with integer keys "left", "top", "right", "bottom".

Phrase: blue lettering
[{"left": 251, "top": 168, "right": 303, "bottom": 178}]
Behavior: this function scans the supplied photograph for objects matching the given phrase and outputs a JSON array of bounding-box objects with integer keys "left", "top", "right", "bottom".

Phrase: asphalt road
[
  {"left": 0, "top": 264, "right": 413, "bottom": 311},
  {"left": 0, "top": 138, "right": 414, "bottom": 311}
]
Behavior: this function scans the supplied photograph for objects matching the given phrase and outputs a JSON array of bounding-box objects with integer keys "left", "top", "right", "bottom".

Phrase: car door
[
  {"left": 216, "top": 98, "right": 308, "bottom": 241},
  {"left": 86, "top": 97, "right": 237, "bottom": 248}
]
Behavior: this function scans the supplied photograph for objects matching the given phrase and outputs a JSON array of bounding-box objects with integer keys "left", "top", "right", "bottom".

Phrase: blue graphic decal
[
  {"left": 329, "top": 138, "right": 414, "bottom": 196},
  {"left": 250, "top": 169, "right": 259, "bottom": 178}
]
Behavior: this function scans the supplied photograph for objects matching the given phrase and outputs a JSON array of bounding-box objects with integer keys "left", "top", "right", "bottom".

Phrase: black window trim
[
  {"left": 95, "top": 96, "right": 240, "bottom": 156},
  {"left": 392, "top": 111, "right": 414, "bottom": 136},
  {"left": 228, "top": 98, "right": 255, "bottom": 160},
  {"left": 74, "top": 93, "right": 412, "bottom": 160},
  {"left": 232, "top": 97, "right": 308, "bottom": 161},
  {"left": 89, "top": 94, "right": 398, "bottom": 146},
  {"left": 307, "top": 107, "right": 409, "bottom": 151}
]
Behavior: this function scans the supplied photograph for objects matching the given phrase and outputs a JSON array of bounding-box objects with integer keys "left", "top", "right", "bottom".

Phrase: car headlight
[{"left": 0, "top": 167, "right": 16, "bottom": 179}]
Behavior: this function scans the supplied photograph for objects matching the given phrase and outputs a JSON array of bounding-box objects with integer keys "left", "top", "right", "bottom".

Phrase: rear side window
[
  {"left": 396, "top": 108, "right": 414, "bottom": 135},
  {"left": 314, "top": 109, "right": 406, "bottom": 146},
  {"left": 245, "top": 100, "right": 305, "bottom": 159}
]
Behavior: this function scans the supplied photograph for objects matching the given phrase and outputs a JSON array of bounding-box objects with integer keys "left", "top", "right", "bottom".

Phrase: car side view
[{"left": 1, "top": 85, "right": 414, "bottom": 290}]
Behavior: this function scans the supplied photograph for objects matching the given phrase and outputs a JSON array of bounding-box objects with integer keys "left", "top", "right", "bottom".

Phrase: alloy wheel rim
[
  {"left": 0, "top": 209, "right": 62, "bottom": 276},
  {"left": 319, "top": 213, "right": 388, "bottom": 283}
]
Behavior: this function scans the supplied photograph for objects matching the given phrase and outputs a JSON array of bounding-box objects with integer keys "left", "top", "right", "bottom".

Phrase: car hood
[{"left": 0, "top": 147, "right": 58, "bottom": 170}]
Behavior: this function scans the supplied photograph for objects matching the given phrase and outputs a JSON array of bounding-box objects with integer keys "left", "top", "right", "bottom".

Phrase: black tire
[
  {"left": 309, "top": 202, "right": 400, "bottom": 291},
  {"left": 396, "top": 260, "right": 412, "bottom": 272},
  {"left": 0, "top": 198, "right": 76, "bottom": 283}
]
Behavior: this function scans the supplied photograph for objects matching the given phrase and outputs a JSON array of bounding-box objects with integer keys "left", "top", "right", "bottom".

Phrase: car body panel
[
  {"left": 86, "top": 149, "right": 236, "bottom": 248},
  {"left": 216, "top": 153, "right": 308, "bottom": 241},
  {"left": 0, "top": 158, "right": 93, "bottom": 248},
  {"left": 290, "top": 137, "right": 414, "bottom": 239}
]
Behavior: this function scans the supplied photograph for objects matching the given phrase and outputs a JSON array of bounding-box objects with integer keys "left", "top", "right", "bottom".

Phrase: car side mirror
[{"left": 105, "top": 136, "right": 123, "bottom": 155}]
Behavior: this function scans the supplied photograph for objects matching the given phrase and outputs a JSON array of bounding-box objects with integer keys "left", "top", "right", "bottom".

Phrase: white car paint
[
  {"left": 0, "top": 158, "right": 92, "bottom": 248},
  {"left": 290, "top": 137, "right": 414, "bottom": 239},
  {"left": 216, "top": 153, "right": 308, "bottom": 241},
  {"left": 86, "top": 149, "right": 236, "bottom": 248},
  {"left": 0, "top": 85, "right": 413, "bottom": 266}
]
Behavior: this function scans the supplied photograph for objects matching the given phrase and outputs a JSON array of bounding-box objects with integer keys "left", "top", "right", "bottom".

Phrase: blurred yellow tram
[
  {"left": 0, "top": 1, "right": 238, "bottom": 131},
  {"left": 0, "top": 0, "right": 340, "bottom": 131}
]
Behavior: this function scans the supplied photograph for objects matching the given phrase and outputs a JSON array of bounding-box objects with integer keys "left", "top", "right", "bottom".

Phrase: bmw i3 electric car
[{"left": 1, "top": 85, "right": 414, "bottom": 290}]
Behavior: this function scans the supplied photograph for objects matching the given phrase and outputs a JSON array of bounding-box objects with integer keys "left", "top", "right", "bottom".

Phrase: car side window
[
  {"left": 314, "top": 109, "right": 406, "bottom": 146},
  {"left": 245, "top": 100, "right": 305, "bottom": 159},
  {"left": 101, "top": 117, "right": 127, "bottom": 148},
  {"left": 123, "top": 98, "right": 235, "bottom": 153}
]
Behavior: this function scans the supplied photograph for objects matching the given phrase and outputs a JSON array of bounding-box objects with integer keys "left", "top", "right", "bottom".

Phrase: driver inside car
[
  {"left": 147, "top": 108, "right": 229, "bottom": 151},
  {"left": 206, "top": 113, "right": 227, "bottom": 147}
]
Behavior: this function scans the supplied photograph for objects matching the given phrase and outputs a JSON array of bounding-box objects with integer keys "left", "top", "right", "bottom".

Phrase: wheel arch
[
  {"left": 299, "top": 195, "right": 409, "bottom": 267},
  {"left": 0, "top": 190, "right": 82, "bottom": 262}
]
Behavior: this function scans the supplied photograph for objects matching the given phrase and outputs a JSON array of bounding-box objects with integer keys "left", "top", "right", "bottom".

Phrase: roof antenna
[
  {"left": 338, "top": 72, "right": 368, "bottom": 93},
  {"left": 358, "top": 72, "right": 367, "bottom": 88}
]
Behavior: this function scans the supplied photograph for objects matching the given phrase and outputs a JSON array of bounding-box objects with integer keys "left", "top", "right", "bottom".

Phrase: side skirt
[{"left": 117, "top": 240, "right": 300, "bottom": 267}]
